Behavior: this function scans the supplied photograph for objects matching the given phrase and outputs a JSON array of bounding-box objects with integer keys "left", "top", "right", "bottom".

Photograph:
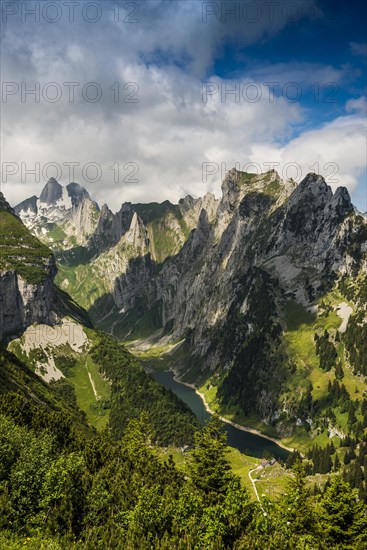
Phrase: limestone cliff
[{"left": 0, "top": 192, "right": 91, "bottom": 342}]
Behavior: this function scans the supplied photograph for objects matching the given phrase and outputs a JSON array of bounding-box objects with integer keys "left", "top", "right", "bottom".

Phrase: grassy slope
[
  {"left": 54, "top": 202, "right": 192, "bottom": 324},
  {"left": 281, "top": 293, "right": 366, "bottom": 452},
  {"left": 8, "top": 325, "right": 200, "bottom": 445},
  {"left": 0, "top": 211, "right": 53, "bottom": 284},
  {"left": 8, "top": 325, "right": 111, "bottom": 431},
  {"left": 133, "top": 284, "right": 367, "bottom": 454},
  {"left": 56, "top": 259, "right": 110, "bottom": 312}
]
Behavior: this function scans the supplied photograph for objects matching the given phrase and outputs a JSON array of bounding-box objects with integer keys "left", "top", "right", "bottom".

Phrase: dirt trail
[
  {"left": 248, "top": 465, "right": 264, "bottom": 511},
  {"left": 87, "top": 365, "right": 100, "bottom": 400}
]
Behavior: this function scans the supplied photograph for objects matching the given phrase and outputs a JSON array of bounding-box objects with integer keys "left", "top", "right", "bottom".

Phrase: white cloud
[
  {"left": 1, "top": 0, "right": 365, "bottom": 211},
  {"left": 346, "top": 96, "right": 367, "bottom": 115},
  {"left": 1, "top": 67, "right": 304, "bottom": 209},
  {"left": 249, "top": 113, "right": 367, "bottom": 192}
]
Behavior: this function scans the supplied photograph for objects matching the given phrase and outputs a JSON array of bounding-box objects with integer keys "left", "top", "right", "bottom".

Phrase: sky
[{"left": 0, "top": 0, "right": 366, "bottom": 212}]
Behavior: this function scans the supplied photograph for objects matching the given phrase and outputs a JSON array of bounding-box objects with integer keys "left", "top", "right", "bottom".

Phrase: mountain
[
  {"left": 0, "top": 191, "right": 92, "bottom": 342},
  {"left": 3, "top": 176, "right": 367, "bottom": 549},
  {"left": 1, "top": 190, "right": 199, "bottom": 446},
  {"left": 14, "top": 171, "right": 367, "bottom": 447},
  {"left": 110, "top": 170, "right": 366, "bottom": 442},
  {"left": 15, "top": 177, "right": 100, "bottom": 249},
  {"left": 15, "top": 179, "right": 219, "bottom": 317}
]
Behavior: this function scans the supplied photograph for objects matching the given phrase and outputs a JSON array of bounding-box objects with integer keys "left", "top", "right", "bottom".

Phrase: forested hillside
[{"left": 0, "top": 396, "right": 366, "bottom": 549}]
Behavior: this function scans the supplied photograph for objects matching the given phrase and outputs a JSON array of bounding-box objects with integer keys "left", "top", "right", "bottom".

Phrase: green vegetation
[
  {"left": 90, "top": 335, "right": 199, "bottom": 446},
  {"left": 56, "top": 260, "right": 110, "bottom": 312},
  {"left": 134, "top": 201, "right": 190, "bottom": 263},
  {"left": 0, "top": 211, "right": 53, "bottom": 284},
  {"left": 46, "top": 222, "right": 67, "bottom": 243},
  {"left": 237, "top": 171, "right": 258, "bottom": 185},
  {"left": 9, "top": 327, "right": 199, "bottom": 446},
  {"left": 67, "top": 354, "right": 111, "bottom": 430},
  {"left": 0, "top": 347, "right": 88, "bottom": 431},
  {"left": 1, "top": 397, "right": 366, "bottom": 549},
  {"left": 8, "top": 329, "right": 110, "bottom": 431}
]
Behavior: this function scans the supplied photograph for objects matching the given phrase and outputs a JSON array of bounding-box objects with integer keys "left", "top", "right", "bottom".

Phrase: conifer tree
[
  {"left": 320, "top": 476, "right": 367, "bottom": 547},
  {"left": 189, "top": 414, "right": 233, "bottom": 501}
]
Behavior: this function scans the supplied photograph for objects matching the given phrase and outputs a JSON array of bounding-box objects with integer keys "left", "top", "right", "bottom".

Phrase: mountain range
[
  {"left": 11, "top": 170, "right": 367, "bottom": 447},
  {"left": 0, "top": 189, "right": 199, "bottom": 445}
]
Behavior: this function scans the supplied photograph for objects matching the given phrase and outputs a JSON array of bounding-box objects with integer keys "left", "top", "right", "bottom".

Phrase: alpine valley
[
  {"left": 1, "top": 169, "right": 367, "bottom": 549},
  {"left": 13, "top": 171, "right": 367, "bottom": 446}
]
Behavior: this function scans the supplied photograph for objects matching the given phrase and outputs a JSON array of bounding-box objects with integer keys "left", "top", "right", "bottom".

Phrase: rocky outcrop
[
  {"left": 110, "top": 171, "right": 366, "bottom": 353},
  {"left": 39, "top": 177, "right": 63, "bottom": 205},
  {"left": 0, "top": 192, "right": 15, "bottom": 214},
  {"left": 0, "top": 193, "right": 91, "bottom": 342},
  {"left": 0, "top": 270, "right": 59, "bottom": 342}
]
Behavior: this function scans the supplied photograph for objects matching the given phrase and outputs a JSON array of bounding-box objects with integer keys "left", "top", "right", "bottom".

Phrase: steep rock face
[
  {"left": 96, "top": 211, "right": 151, "bottom": 308},
  {"left": 178, "top": 192, "right": 219, "bottom": 228},
  {"left": 112, "top": 170, "right": 295, "bottom": 338},
  {"left": 39, "top": 177, "right": 63, "bottom": 205},
  {"left": 0, "top": 193, "right": 91, "bottom": 342},
  {"left": 0, "top": 270, "right": 58, "bottom": 342},
  {"left": 112, "top": 171, "right": 366, "bottom": 355}
]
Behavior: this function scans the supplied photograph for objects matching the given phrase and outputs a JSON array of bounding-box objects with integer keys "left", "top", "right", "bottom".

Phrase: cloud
[
  {"left": 346, "top": 96, "right": 367, "bottom": 115},
  {"left": 249, "top": 112, "right": 367, "bottom": 192},
  {"left": 1, "top": 0, "right": 365, "bottom": 211},
  {"left": 1, "top": 66, "right": 303, "bottom": 209}
]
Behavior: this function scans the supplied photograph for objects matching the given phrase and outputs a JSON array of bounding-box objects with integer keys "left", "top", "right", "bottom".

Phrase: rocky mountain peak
[
  {"left": 331, "top": 186, "right": 353, "bottom": 209},
  {"left": 66, "top": 182, "right": 90, "bottom": 208},
  {"left": 297, "top": 172, "right": 331, "bottom": 194},
  {"left": 178, "top": 195, "right": 195, "bottom": 209},
  {"left": 14, "top": 195, "right": 38, "bottom": 217},
  {"left": 221, "top": 168, "right": 241, "bottom": 202},
  {"left": 288, "top": 175, "right": 353, "bottom": 222},
  {"left": 39, "top": 178, "right": 63, "bottom": 205},
  {"left": 95, "top": 203, "right": 113, "bottom": 229},
  {"left": 288, "top": 173, "right": 332, "bottom": 209}
]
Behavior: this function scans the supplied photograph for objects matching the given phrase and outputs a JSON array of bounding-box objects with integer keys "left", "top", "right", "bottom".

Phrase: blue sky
[
  {"left": 1, "top": 0, "right": 366, "bottom": 210},
  {"left": 213, "top": 0, "right": 367, "bottom": 125}
]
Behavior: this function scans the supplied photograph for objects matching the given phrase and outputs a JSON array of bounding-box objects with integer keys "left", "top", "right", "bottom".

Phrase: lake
[{"left": 151, "top": 370, "right": 289, "bottom": 461}]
